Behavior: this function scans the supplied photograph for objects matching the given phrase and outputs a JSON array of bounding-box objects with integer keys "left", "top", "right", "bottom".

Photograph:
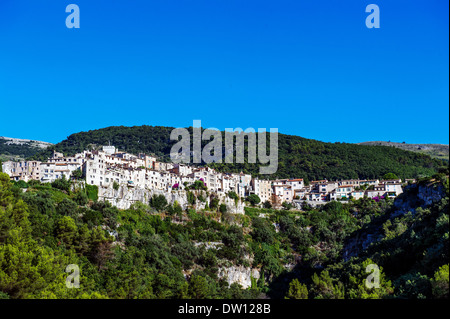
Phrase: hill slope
[
  {"left": 358, "top": 141, "right": 449, "bottom": 161},
  {"left": 0, "top": 136, "right": 53, "bottom": 162},
  {"left": 29, "top": 125, "right": 446, "bottom": 181}
]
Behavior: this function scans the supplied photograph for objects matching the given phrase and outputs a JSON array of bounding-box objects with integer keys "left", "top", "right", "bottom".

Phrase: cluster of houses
[{"left": 2, "top": 145, "right": 406, "bottom": 208}]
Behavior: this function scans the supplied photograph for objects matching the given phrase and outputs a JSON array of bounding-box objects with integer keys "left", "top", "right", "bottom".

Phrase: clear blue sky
[{"left": 0, "top": 0, "right": 448, "bottom": 144}]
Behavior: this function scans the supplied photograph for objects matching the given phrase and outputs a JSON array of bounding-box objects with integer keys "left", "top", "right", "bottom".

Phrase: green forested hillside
[
  {"left": 1, "top": 173, "right": 448, "bottom": 299},
  {"left": 303, "top": 175, "right": 450, "bottom": 299},
  {"left": 29, "top": 126, "right": 176, "bottom": 161},
  {"left": 29, "top": 126, "right": 445, "bottom": 180}
]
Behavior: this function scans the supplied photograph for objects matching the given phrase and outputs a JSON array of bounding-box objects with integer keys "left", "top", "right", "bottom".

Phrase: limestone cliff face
[
  {"left": 416, "top": 183, "right": 446, "bottom": 206},
  {"left": 343, "top": 231, "right": 383, "bottom": 261},
  {"left": 217, "top": 265, "right": 260, "bottom": 289},
  {"left": 98, "top": 185, "right": 150, "bottom": 210},
  {"left": 343, "top": 181, "right": 447, "bottom": 261},
  {"left": 393, "top": 182, "right": 446, "bottom": 217},
  {"left": 223, "top": 196, "right": 245, "bottom": 214},
  {"left": 98, "top": 184, "right": 245, "bottom": 213}
]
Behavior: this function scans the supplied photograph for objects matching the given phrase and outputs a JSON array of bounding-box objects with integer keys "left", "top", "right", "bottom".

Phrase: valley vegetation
[{"left": 0, "top": 168, "right": 448, "bottom": 299}]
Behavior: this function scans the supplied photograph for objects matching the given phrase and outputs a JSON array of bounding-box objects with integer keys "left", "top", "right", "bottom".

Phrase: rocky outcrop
[
  {"left": 343, "top": 231, "right": 383, "bottom": 261},
  {"left": 99, "top": 185, "right": 151, "bottom": 210},
  {"left": 417, "top": 183, "right": 446, "bottom": 206},
  {"left": 222, "top": 196, "right": 245, "bottom": 214},
  {"left": 343, "top": 181, "right": 447, "bottom": 260},
  {"left": 98, "top": 184, "right": 245, "bottom": 213},
  {"left": 393, "top": 182, "right": 446, "bottom": 217},
  {"left": 217, "top": 265, "right": 260, "bottom": 289}
]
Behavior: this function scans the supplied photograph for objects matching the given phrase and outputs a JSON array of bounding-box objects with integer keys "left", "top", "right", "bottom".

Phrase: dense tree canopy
[
  {"left": 28, "top": 126, "right": 444, "bottom": 180},
  {"left": 0, "top": 172, "right": 448, "bottom": 299}
]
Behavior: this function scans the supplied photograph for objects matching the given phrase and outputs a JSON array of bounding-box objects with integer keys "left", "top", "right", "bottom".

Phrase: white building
[
  {"left": 286, "top": 179, "right": 304, "bottom": 191},
  {"left": 384, "top": 183, "right": 403, "bottom": 197},
  {"left": 2, "top": 161, "right": 41, "bottom": 182},
  {"left": 251, "top": 178, "right": 273, "bottom": 203},
  {"left": 335, "top": 185, "right": 354, "bottom": 199},
  {"left": 273, "top": 184, "right": 293, "bottom": 203}
]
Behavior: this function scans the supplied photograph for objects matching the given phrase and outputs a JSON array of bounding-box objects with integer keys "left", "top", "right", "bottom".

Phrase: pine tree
[{"left": 285, "top": 279, "right": 308, "bottom": 299}]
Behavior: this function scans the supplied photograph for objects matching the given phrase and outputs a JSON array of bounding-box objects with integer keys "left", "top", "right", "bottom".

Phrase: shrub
[
  {"left": 150, "top": 194, "right": 168, "bottom": 212},
  {"left": 51, "top": 175, "right": 71, "bottom": 193},
  {"left": 228, "top": 191, "right": 238, "bottom": 200},
  {"left": 247, "top": 194, "right": 261, "bottom": 207},
  {"left": 263, "top": 201, "right": 272, "bottom": 209},
  {"left": 85, "top": 184, "right": 98, "bottom": 201},
  {"left": 219, "top": 204, "right": 227, "bottom": 214}
]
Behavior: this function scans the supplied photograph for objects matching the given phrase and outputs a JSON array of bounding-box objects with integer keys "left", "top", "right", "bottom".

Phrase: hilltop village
[{"left": 2, "top": 145, "right": 406, "bottom": 210}]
